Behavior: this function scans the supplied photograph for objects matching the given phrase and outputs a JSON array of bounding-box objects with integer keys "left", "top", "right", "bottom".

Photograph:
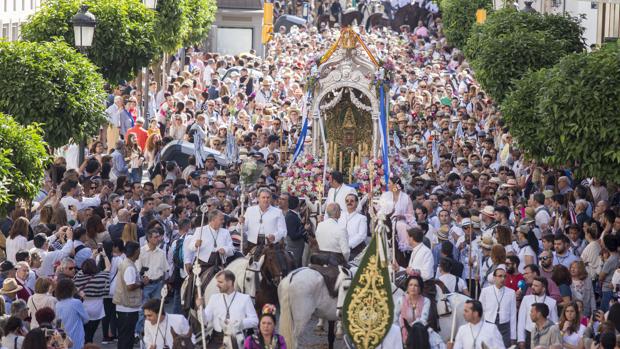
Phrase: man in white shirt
[
  {"left": 338, "top": 193, "right": 367, "bottom": 260},
  {"left": 143, "top": 298, "right": 192, "bottom": 349},
  {"left": 197, "top": 270, "right": 258, "bottom": 348},
  {"left": 239, "top": 188, "right": 287, "bottom": 254},
  {"left": 315, "top": 203, "right": 350, "bottom": 266},
  {"left": 258, "top": 134, "right": 281, "bottom": 162},
  {"left": 135, "top": 228, "right": 170, "bottom": 336},
  {"left": 392, "top": 227, "right": 434, "bottom": 281},
  {"left": 479, "top": 264, "right": 516, "bottom": 347},
  {"left": 517, "top": 276, "right": 558, "bottom": 347},
  {"left": 189, "top": 210, "right": 235, "bottom": 268},
  {"left": 451, "top": 300, "right": 505, "bottom": 349},
  {"left": 105, "top": 96, "right": 123, "bottom": 151},
  {"left": 324, "top": 171, "right": 357, "bottom": 215},
  {"left": 530, "top": 193, "right": 551, "bottom": 232}
]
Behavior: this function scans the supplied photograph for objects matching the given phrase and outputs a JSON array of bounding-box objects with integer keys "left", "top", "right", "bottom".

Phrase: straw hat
[
  {"left": 481, "top": 205, "right": 495, "bottom": 218},
  {"left": 437, "top": 225, "right": 450, "bottom": 241},
  {"left": 478, "top": 234, "right": 496, "bottom": 250},
  {"left": 0, "top": 278, "right": 23, "bottom": 295}
]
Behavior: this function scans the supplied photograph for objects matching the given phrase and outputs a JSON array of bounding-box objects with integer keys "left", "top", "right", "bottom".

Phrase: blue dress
[{"left": 55, "top": 298, "right": 89, "bottom": 349}]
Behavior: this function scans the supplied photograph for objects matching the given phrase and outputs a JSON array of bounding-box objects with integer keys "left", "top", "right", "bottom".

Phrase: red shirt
[
  {"left": 126, "top": 125, "right": 148, "bottom": 151},
  {"left": 505, "top": 272, "right": 524, "bottom": 292}
]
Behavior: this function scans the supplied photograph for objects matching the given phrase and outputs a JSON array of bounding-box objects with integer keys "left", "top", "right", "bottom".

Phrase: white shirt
[
  {"left": 203, "top": 292, "right": 258, "bottom": 332},
  {"left": 135, "top": 245, "right": 169, "bottom": 281},
  {"left": 6, "top": 235, "right": 28, "bottom": 264},
  {"left": 517, "top": 294, "right": 558, "bottom": 342},
  {"left": 144, "top": 313, "right": 192, "bottom": 349},
  {"left": 338, "top": 211, "right": 367, "bottom": 249},
  {"left": 479, "top": 285, "right": 517, "bottom": 340},
  {"left": 438, "top": 273, "right": 467, "bottom": 294},
  {"left": 242, "top": 205, "right": 287, "bottom": 244},
  {"left": 552, "top": 251, "right": 580, "bottom": 268},
  {"left": 324, "top": 184, "right": 357, "bottom": 213},
  {"left": 316, "top": 218, "right": 350, "bottom": 260},
  {"left": 406, "top": 242, "right": 434, "bottom": 281},
  {"left": 188, "top": 225, "right": 234, "bottom": 263},
  {"left": 32, "top": 239, "right": 74, "bottom": 277},
  {"left": 453, "top": 320, "right": 505, "bottom": 349}
]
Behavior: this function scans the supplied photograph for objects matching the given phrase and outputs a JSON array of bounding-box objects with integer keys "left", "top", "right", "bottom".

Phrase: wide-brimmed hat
[
  {"left": 478, "top": 234, "right": 496, "bottom": 250},
  {"left": 261, "top": 79, "right": 272, "bottom": 86},
  {"left": 437, "top": 225, "right": 450, "bottom": 241},
  {"left": 0, "top": 278, "right": 23, "bottom": 295},
  {"left": 501, "top": 178, "right": 518, "bottom": 189},
  {"left": 461, "top": 218, "right": 473, "bottom": 227},
  {"left": 470, "top": 216, "right": 481, "bottom": 229},
  {"left": 481, "top": 205, "right": 495, "bottom": 218}
]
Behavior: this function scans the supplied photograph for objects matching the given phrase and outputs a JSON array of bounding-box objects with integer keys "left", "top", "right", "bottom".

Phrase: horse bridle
[{"left": 242, "top": 263, "right": 261, "bottom": 299}]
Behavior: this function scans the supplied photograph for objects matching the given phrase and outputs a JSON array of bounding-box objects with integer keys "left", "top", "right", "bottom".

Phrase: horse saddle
[
  {"left": 308, "top": 264, "right": 340, "bottom": 298},
  {"left": 309, "top": 251, "right": 347, "bottom": 268}
]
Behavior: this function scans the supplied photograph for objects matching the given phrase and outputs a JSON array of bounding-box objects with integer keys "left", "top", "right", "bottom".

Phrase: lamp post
[
  {"left": 71, "top": 5, "right": 96, "bottom": 165},
  {"left": 143, "top": 0, "right": 157, "bottom": 126}
]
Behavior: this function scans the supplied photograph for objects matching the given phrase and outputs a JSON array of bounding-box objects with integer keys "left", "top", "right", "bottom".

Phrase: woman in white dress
[
  {"left": 379, "top": 177, "right": 416, "bottom": 255},
  {"left": 6, "top": 217, "right": 30, "bottom": 264},
  {"left": 514, "top": 225, "right": 538, "bottom": 274}
]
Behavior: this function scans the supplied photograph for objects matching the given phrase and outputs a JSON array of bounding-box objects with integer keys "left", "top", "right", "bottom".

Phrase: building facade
[
  {"left": 208, "top": 0, "right": 264, "bottom": 55},
  {"left": 0, "top": 0, "right": 43, "bottom": 41}
]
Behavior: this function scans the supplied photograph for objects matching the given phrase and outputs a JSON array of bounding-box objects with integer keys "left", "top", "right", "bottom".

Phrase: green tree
[
  {"left": 0, "top": 40, "right": 107, "bottom": 148},
  {"left": 465, "top": 8, "right": 585, "bottom": 102},
  {"left": 0, "top": 113, "right": 50, "bottom": 212},
  {"left": 502, "top": 42, "right": 620, "bottom": 181},
  {"left": 154, "top": 0, "right": 188, "bottom": 54},
  {"left": 183, "top": 0, "right": 217, "bottom": 47},
  {"left": 439, "top": 0, "right": 493, "bottom": 49},
  {"left": 22, "top": 0, "right": 158, "bottom": 83}
]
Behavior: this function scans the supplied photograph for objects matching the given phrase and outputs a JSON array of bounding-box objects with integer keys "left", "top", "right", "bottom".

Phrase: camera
[{"left": 139, "top": 267, "right": 149, "bottom": 277}]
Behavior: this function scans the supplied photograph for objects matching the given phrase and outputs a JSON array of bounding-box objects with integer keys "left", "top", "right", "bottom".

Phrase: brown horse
[
  {"left": 391, "top": 3, "right": 429, "bottom": 32},
  {"left": 254, "top": 243, "right": 296, "bottom": 313},
  {"left": 171, "top": 327, "right": 198, "bottom": 349}
]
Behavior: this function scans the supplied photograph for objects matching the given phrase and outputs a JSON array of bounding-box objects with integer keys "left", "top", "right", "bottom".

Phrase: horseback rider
[
  {"left": 314, "top": 203, "right": 350, "bottom": 267},
  {"left": 196, "top": 270, "right": 258, "bottom": 349},
  {"left": 238, "top": 188, "right": 287, "bottom": 255},
  {"left": 189, "top": 210, "right": 235, "bottom": 275},
  {"left": 339, "top": 193, "right": 367, "bottom": 261},
  {"left": 183, "top": 210, "right": 235, "bottom": 313}
]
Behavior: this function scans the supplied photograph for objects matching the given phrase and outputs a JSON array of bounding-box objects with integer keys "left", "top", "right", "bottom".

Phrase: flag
[
  {"left": 291, "top": 116, "right": 309, "bottom": 163},
  {"left": 393, "top": 130, "right": 401, "bottom": 150},
  {"left": 455, "top": 121, "right": 464, "bottom": 140},
  {"left": 379, "top": 85, "right": 390, "bottom": 188}
]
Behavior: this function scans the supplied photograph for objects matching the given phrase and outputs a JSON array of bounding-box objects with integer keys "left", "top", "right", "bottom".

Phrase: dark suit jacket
[
  {"left": 285, "top": 210, "right": 305, "bottom": 241},
  {"left": 108, "top": 222, "right": 126, "bottom": 241}
]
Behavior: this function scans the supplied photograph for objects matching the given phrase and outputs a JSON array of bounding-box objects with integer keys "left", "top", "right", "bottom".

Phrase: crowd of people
[{"left": 1, "top": 2, "right": 620, "bottom": 349}]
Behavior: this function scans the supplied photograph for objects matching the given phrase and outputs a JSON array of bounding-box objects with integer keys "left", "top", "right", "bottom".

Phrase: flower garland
[{"left": 352, "top": 155, "right": 410, "bottom": 194}]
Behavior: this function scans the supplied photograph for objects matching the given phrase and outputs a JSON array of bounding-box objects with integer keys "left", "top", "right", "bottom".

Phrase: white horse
[
  {"left": 278, "top": 266, "right": 351, "bottom": 349},
  {"left": 201, "top": 255, "right": 263, "bottom": 303},
  {"left": 433, "top": 287, "right": 470, "bottom": 343}
]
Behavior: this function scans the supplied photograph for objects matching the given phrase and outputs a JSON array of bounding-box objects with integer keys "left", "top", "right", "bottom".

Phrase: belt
[{"left": 148, "top": 277, "right": 164, "bottom": 283}]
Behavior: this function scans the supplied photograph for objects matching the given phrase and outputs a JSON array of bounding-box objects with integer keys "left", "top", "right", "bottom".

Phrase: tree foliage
[
  {"left": 183, "top": 0, "right": 217, "bottom": 47},
  {"left": 439, "top": 0, "right": 493, "bottom": 49},
  {"left": 22, "top": 0, "right": 158, "bottom": 83},
  {"left": 502, "top": 42, "right": 620, "bottom": 182},
  {"left": 465, "top": 8, "right": 585, "bottom": 102},
  {"left": 0, "top": 113, "right": 50, "bottom": 211},
  {"left": 0, "top": 40, "right": 107, "bottom": 148},
  {"left": 154, "top": 0, "right": 188, "bottom": 54}
]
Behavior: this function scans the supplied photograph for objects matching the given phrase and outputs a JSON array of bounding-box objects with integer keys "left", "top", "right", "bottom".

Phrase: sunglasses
[{"left": 540, "top": 256, "right": 551, "bottom": 260}]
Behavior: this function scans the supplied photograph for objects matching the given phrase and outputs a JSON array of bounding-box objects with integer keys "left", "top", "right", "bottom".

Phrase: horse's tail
[{"left": 278, "top": 275, "right": 296, "bottom": 349}]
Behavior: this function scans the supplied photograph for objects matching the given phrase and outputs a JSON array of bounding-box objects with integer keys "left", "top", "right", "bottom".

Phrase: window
[
  {"left": 1, "top": 24, "right": 8, "bottom": 40},
  {"left": 11, "top": 23, "right": 18, "bottom": 41}
]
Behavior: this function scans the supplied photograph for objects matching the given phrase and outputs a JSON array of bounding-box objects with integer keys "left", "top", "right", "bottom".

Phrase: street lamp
[
  {"left": 71, "top": 5, "right": 96, "bottom": 51},
  {"left": 71, "top": 5, "right": 96, "bottom": 166},
  {"left": 142, "top": 0, "right": 157, "bottom": 123},
  {"left": 143, "top": 0, "right": 157, "bottom": 10}
]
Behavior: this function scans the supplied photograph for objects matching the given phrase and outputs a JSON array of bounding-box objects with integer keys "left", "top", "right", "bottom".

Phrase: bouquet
[
  {"left": 240, "top": 158, "right": 262, "bottom": 185},
  {"left": 280, "top": 153, "right": 326, "bottom": 197},
  {"left": 352, "top": 155, "right": 410, "bottom": 194}
]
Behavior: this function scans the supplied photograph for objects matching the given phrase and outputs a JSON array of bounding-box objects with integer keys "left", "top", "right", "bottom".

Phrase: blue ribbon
[
  {"left": 379, "top": 85, "right": 389, "bottom": 190},
  {"left": 291, "top": 116, "right": 309, "bottom": 163}
]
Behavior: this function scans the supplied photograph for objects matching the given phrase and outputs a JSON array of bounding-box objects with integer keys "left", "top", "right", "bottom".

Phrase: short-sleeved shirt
[
  {"left": 558, "top": 283, "right": 572, "bottom": 299},
  {"left": 116, "top": 264, "right": 140, "bottom": 312},
  {"left": 601, "top": 254, "right": 620, "bottom": 292}
]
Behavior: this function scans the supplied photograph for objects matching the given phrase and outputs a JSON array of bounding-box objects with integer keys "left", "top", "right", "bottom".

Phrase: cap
[
  {"left": 190, "top": 171, "right": 201, "bottom": 179},
  {"left": 156, "top": 203, "right": 172, "bottom": 213}
]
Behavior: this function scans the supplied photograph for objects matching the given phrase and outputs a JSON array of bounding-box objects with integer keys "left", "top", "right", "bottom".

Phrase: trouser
[
  {"left": 102, "top": 298, "right": 117, "bottom": 339},
  {"left": 207, "top": 331, "right": 224, "bottom": 349},
  {"left": 601, "top": 290, "right": 613, "bottom": 312},
  {"left": 116, "top": 311, "right": 138, "bottom": 349},
  {"left": 286, "top": 236, "right": 305, "bottom": 268},
  {"left": 525, "top": 330, "right": 531, "bottom": 349},
  {"left": 466, "top": 279, "right": 479, "bottom": 299},
  {"left": 172, "top": 285, "right": 183, "bottom": 314},
  {"left": 495, "top": 321, "right": 511, "bottom": 348},
  {"left": 244, "top": 235, "right": 266, "bottom": 255},
  {"left": 84, "top": 319, "right": 101, "bottom": 344},
  {"left": 106, "top": 124, "right": 119, "bottom": 151},
  {"left": 135, "top": 280, "right": 163, "bottom": 334}
]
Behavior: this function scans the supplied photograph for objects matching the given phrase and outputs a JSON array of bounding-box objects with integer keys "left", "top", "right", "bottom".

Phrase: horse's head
[
  {"left": 335, "top": 266, "right": 353, "bottom": 318},
  {"left": 170, "top": 327, "right": 193, "bottom": 349},
  {"left": 261, "top": 244, "right": 293, "bottom": 288},
  {"left": 243, "top": 257, "right": 261, "bottom": 299}
]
